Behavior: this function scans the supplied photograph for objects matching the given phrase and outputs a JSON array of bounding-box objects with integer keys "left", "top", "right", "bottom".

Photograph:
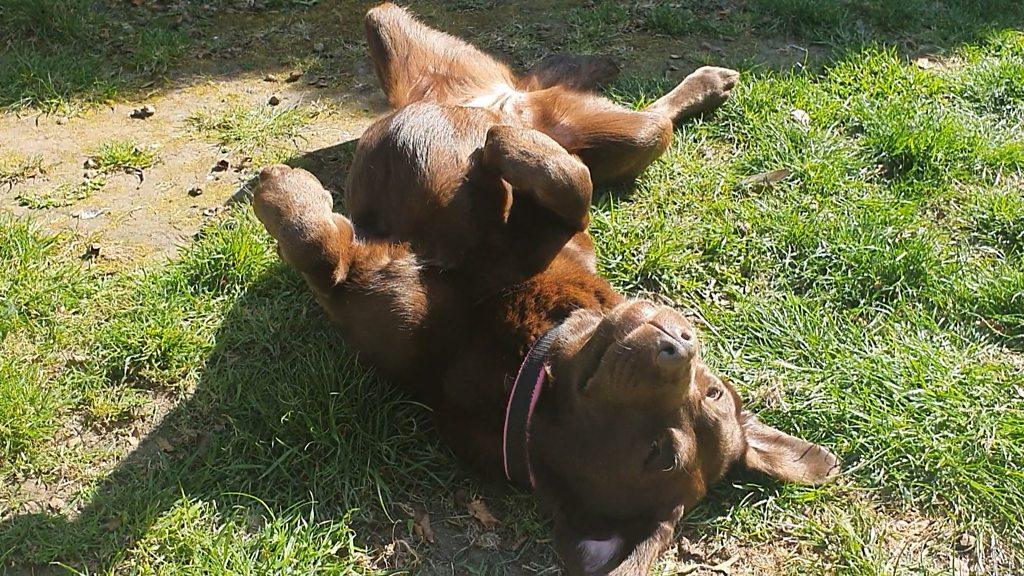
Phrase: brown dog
[{"left": 253, "top": 4, "right": 839, "bottom": 574}]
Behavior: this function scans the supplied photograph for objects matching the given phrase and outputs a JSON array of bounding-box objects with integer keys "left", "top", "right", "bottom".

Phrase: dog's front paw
[
  {"left": 253, "top": 165, "right": 353, "bottom": 284},
  {"left": 253, "top": 165, "right": 334, "bottom": 240}
]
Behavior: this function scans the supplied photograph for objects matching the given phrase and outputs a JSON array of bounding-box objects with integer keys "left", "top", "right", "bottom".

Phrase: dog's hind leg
[
  {"left": 364, "top": 3, "right": 515, "bottom": 107},
  {"left": 528, "top": 88, "right": 674, "bottom": 185}
]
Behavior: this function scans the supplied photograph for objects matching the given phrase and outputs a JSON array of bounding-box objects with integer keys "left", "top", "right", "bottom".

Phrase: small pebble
[
  {"left": 73, "top": 208, "right": 104, "bottom": 220},
  {"left": 130, "top": 104, "right": 156, "bottom": 119},
  {"left": 83, "top": 158, "right": 99, "bottom": 170},
  {"left": 268, "top": 94, "right": 281, "bottom": 106},
  {"left": 313, "top": 42, "right": 325, "bottom": 53},
  {"left": 263, "top": 74, "right": 277, "bottom": 82},
  {"left": 286, "top": 70, "right": 303, "bottom": 82},
  {"left": 955, "top": 533, "right": 976, "bottom": 554},
  {"left": 212, "top": 159, "right": 230, "bottom": 172},
  {"left": 188, "top": 186, "right": 203, "bottom": 197}
]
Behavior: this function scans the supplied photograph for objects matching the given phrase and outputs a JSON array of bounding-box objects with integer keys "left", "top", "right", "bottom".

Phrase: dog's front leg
[
  {"left": 253, "top": 165, "right": 354, "bottom": 293},
  {"left": 254, "top": 164, "right": 429, "bottom": 379}
]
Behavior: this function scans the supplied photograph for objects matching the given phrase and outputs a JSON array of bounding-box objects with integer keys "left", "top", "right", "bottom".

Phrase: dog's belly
[{"left": 346, "top": 103, "right": 505, "bottom": 263}]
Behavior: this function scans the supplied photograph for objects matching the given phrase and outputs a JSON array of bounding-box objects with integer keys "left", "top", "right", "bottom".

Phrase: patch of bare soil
[{"left": 0, "top": 79, "right": 381, "bottom": 265}]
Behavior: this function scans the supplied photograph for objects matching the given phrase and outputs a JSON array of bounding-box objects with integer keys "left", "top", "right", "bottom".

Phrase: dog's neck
[{"left": 502, "top": 324, "right": 561, "bottom": 489}]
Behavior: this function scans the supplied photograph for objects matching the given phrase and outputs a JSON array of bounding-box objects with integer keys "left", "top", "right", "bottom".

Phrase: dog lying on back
[{"left": 253, "top": 4, "right": 839, "bottom": 574}]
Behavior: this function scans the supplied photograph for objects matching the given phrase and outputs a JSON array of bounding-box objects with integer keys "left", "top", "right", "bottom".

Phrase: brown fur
[{"left": 253, "top": 5, "right": 839, "bottom": 574}]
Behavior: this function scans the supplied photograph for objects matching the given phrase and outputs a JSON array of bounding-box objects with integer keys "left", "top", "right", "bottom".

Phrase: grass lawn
[{"left": 2, "top": 0, "right": 1023, "bottom": 574}]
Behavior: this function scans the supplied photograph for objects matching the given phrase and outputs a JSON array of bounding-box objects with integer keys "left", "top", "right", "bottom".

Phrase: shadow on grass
[
  {"left": 5, "top": 0, "right": 1024, "bottom": 113},
  {"left": 0, "top": 154, "right": 565, "bottom": 574}
]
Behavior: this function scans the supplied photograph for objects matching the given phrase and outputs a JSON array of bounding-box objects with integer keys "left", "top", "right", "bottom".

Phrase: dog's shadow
[
  {"left": 0, "top": 139, "right": 767, "bottom": 575},
  {"left": 1, "top": 267, "right": 433, "bottom": 571}
]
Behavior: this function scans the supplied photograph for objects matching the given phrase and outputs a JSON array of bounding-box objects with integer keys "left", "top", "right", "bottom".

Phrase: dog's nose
[{"left": 651, "top": 319, "right": 694, "bottom": 368}]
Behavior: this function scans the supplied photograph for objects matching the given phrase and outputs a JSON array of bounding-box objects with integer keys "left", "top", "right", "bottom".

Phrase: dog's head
[{"left": 531, "top": 299, "right": 839, "bottom": 575}]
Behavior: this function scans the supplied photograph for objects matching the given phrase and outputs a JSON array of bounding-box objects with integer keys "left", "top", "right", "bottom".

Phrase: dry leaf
[
  {"left": 914, "top": 56, "right": 935, "bottom": 70},
  {"left": 474, "top": 531, "right": 502, "bottom": 550},
  {"left": 412, "top": 505, "right": 434, "bottom": 543},
  {"left": 740, "top": 169, "right": 791, "bottom": 191},
  {"left": 790, "top": 108, "right": 810, "bottom": 125},
  {"left": 467, "top": 497, "right": 500, "bottom": 530},
  {"left": 154, "top": 436, "right": 174, "bottom": 452}
]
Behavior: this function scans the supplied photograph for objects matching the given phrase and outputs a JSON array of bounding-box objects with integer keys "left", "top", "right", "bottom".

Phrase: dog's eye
[{"left": 706, "top": 386, "right": 723, "bottom": 400}]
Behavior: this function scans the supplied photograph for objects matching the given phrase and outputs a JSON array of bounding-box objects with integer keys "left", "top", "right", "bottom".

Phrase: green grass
[
  {"left": 0, "top": 155, "right": 46, "bottom": 189},
  {"left": 3, "top": 2, "right": 1024, "bottom": 575},
  {"left": 187, "top": 101, "right": 331, "bottom": 164},
  {"left": 17, "top": 178, "right": 106, "bottom": 210},
  {"left": 587, "top": 33, "right": 1024, "bottom": 559},
  {"left": 0, "top": 0, "right": 188, "bottom": 114},
  {"left": 0, "top": 211, "right": 452, "bottom": 573},
  {"left": 90, "top": 140, "right": 158, "bottom": 174},
  {"left": 15, "top": 140, "right": 157, "bottom": 209}
]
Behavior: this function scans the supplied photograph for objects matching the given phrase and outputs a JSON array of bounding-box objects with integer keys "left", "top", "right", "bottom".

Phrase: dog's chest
[{"left": 462, "top": 84, "right": 528, "bottom": 122}]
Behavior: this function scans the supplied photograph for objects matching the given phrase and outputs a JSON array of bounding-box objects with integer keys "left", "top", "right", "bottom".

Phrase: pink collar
[{"left": 502, "top": 326, "right": 560, "bottom": 490}]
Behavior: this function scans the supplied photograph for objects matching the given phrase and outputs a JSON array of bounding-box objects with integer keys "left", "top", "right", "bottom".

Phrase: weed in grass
[
  {"left": 0, "top": 155, "right": 46, "bottom": 189},
  {"left": 748, "top": 0, "right": 1024, "bottom": 46},
  {"left": 0, "top": 358, "right": 59, "bottom": 466},
  {"left": 750, "top": 0, "right": 850, "bottom": 40},
  {"left": 90, "top": 140, "right": 158, "bottom": 174},
  {"left": 443, "top": 0, "right": 498, "bottom": 10},
  {"left": 124, "top": 497, "right": 373, "bottom": 573},
  {"left": 967, "top": 186, "right": 1024, "bottom": 257},
  {"left": 640, "top": 1, "right": 739, "bottom": 37},
  {"left": 83, "top": 385, "right": 149, "bottom": 428},
  {"left": 643, "top": 3, "right": 700, "bottom": 36},
  {"left": 856, "top": 96, "right": 1024, "bottom": 184},
  {"left": 0, "top": 216, "right": 97, "bottom": 467},
  {"left": 16, "top": 178, "right": 105, "bottom": 210}
]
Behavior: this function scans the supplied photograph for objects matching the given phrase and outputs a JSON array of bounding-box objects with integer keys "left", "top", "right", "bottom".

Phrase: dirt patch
[{"left": 0, "top": 78, "right": 381, "bottom": 264}]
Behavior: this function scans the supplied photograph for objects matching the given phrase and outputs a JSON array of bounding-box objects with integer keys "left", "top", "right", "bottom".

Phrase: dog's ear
[
  {"left": 482, "top": 125, "right": 592, "bottom": 231},
  {"left": 741, "top": 411, "right": 840, "bottom": 485},
  {"left": 553, "top": 512, "right": 674, "bottom": 576}
]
